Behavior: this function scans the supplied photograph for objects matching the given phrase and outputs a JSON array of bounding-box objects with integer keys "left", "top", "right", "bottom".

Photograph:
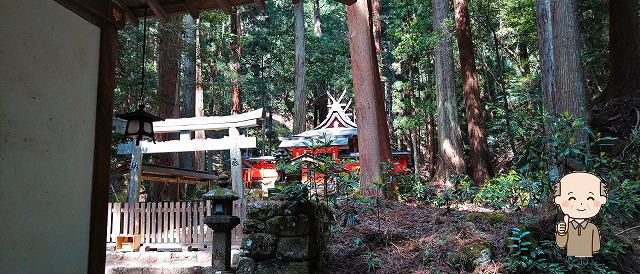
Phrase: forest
[{"left": 109, "top": 0, "right": 640, "bottom": 272}]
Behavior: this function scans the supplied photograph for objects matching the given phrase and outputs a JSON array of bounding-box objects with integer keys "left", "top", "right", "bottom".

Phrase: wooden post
[
  {"left": 229, "top": 127, "right": 245, "bottom": 220},
  {"left": 346, "top": 0, "right": 393, "bottom": 197},
  {"left": 88, "top": 22, "right": 117, "bottom": 273},
  {"left": 127, "top": 145, "right": 142, "bottom": 203}
]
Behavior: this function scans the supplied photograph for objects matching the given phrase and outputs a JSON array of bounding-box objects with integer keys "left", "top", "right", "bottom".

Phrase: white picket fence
[{"left": 106, "top": 201, "right": 241, "bottom": 247}]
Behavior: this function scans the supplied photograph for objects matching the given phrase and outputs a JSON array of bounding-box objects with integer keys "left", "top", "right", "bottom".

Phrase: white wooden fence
[{"left": 106, "top": 201, "right": 241, "bottom": 246}]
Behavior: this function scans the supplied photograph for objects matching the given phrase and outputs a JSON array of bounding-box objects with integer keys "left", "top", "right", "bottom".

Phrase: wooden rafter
[
  {"left": 113, "top": 0, "right": 139, "bottom": 26},
  {"left": 147, "top": 0, "right": 169, "bottom": 22},
  {"left": 183, "top": 0, "right": 200, "bottom": 19},
  {"left": 214, "top": 0, "right": 233, "bottom": 15}
]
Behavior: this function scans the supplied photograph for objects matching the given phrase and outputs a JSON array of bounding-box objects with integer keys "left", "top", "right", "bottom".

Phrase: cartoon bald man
[{"left": 554, "top": 172, "right": 607, "bottom": 257}]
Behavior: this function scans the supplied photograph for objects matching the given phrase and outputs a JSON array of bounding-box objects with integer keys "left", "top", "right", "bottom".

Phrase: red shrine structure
[{"left": 242, "top": 92, "right": 411, "bottom": 191}]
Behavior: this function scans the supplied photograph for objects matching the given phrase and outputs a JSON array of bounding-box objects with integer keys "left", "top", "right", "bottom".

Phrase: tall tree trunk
[
  {"left": 347, "top": 0, "right": 394, "bottom": 198},
  {"left": 231, "top": 10, "right": 242, "bottom": 115},
  {"left": 314, "top": 81, "right": 328, "bottom": 127},
  {"left": 535, "top": 0, "right": 559, "bottom": 215},
  {"left": 371, "top": 0, "right": 382, "bottom": 62},
  {"left": 517, "top": 38, "right": 530, "bottom": 75},
  {"left": 432, "top": 0, "right": 466, "bottom": 185},
  {"left": 425, "top": 114, "right": 435, "bottom": 179},
  {"left": 313, "top": 0, "right": 322, "bottom": 36},
  {"left": 606, "top": 0, "right": 640, "bottom": 99},
  {"left": 551, "top": 0, "right": 587, "bottom": 169},
  {"left": 453, "top": 0, "right": 492, "bottom": 185},
  {"left": 535, "top": 0, "right": 556, "bottom": 124},
  {"left": 150, "top": 16, "right": 181, "bottom": 201},
  {"left": 181, "top": 16, "right": 196, "bottom": 192},
  {"left": 493, "top": 32, "right": 516, "bottom": 152},
  {"left": 194, "top": 19, "right": 205, "bottom": 172},
  {"left": 293, "top": 0, "right": 307, "bottom": 134},
  {"left": 407, "top": 58, "right": 421, "bottom": 180}
]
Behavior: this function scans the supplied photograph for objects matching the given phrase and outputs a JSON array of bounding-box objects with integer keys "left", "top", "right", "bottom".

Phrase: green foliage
[
  {"left": 274, "top": 183, "right": 309, "bottom": 202},
  {"left": 363, "top": 251, "right": 382, "bottom": 273},
  {"left": 475, "top": 170, "right": 534, "bottom": 210},
  {"left": 505, "top": 228, "right": 544, "bottom": 272}
]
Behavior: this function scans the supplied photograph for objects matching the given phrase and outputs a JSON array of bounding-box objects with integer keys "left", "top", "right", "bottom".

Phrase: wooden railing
[{"left": 106, "top": 201, "right": 242, "bottom": 246}]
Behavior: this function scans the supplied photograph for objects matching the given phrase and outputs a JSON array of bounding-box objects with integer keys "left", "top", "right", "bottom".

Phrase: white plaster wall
[{"left": 0, "top": 0, "right": 100, "bottom": 272}]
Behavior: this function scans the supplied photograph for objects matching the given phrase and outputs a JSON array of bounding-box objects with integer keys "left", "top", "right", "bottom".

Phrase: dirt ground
[{"left": 323, "top": 201, "right": 532, "bottom": 273}]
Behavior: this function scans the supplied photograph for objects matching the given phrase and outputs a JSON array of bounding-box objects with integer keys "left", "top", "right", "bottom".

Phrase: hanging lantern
[
  {"left": 117, "top": 6, "right": 163, "bottom": 146},
  {"left": 117, "top": 104, "right": 163, "bottom": 145}
]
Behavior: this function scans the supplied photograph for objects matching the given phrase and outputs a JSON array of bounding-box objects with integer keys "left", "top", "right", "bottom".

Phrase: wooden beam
[
  {"left": 113, "top": 0, "right": 139, "bottom": 26},
  {"left": 152, "top": 108, "right": 264, "bottom": 133},
  {"left": 142, "top": 164, "right": 226, "bottom": 180},
  {"left": 184, "top": 0, "right": 200, "bottom": 19},
  {"left": 54, "top": 0, "right": 108, "bottom": 27},
  {"left": 147, "top": 0, "right": 169, "bottom": 22},
  {"left": 117, "top": 137, "right": 257, "bottom": 154},
  {"left": 114, "top": 109, "right": 264, "bottom": 134},
  {"left": 156, "top": 118, "right": 260, "bottom": 133},
  {"left": 88, "top": 23, "right": 117, "bottom": 273},
  {"left": 214, "top": 0, "right": 233, "bottom": 15},
  {"left": 254, "top": 0, "right": 266, "bottom": 10},
  {"left": 141, "top": 175, "right": 210, "bottom": 185}
]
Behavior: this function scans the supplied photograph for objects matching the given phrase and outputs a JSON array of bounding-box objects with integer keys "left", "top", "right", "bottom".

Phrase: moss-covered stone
[
  {"left": 277, "top": 200, "right": 308, "bottom": 216},
  {"left": 464, "top": 212, "right": 510, "bottom": 226},
  {"left": 266, "top": 215, "right": 309, "bottom": 236},
  {"left": 277, "top": 237, "right": 311, "bottom": 260},
  {"left": 236, "top": 256, "right": 257, "bottom": 274},
  {"left": 246, "top": 201, "right": 280, "bottom": 221},
  {"left": 243, "top": 218, "right": 266, "bottom": 234},
  {"left": 241, "top": 233, "right": 277, "bottom": 259},
  {"left": 283, "top": 261, "right": 310, "bottom": 273},
  {"left": 447, "top": 241, "right": 492, "bottom": 272}
]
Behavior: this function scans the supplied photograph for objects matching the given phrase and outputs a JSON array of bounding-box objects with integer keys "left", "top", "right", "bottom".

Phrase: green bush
[{"left": 474, "top": 170, "right": 534, "bottom": 210}]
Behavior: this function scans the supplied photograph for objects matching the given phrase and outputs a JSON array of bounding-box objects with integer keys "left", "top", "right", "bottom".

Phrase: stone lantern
[{"left": 203, "top": 181, "right": 240, "bottom": 273}]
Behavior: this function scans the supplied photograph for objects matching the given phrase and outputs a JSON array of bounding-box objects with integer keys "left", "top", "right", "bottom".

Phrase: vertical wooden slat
[
  {"left": 198, "top": 201, "right": 204, "bottom": 244},
  {"left": 205, "top": 200, "right": 211, "bottom": 243},
  {"left": 113, "top": 203, "right": 121, "bottom": 239},
  {"left": 106, "top": 203, "right": 112, "bottom": 242},
  {"left": 139, "top": 203, "right": 146, "bottom": 243},
  {"left": 194, "top": 201, "right": 200, "bottom": 244},
  {"left": 176, "top": 202, "right": 180, "bottom": 243},
  {"left": 145, "top": 203, "right": 150, "bottom": 244},
  {"left": 192, "top": 202, "right": 197, "bottom": 244},
  {"left": 195, "top": 201, "right": 201, "bottom": 244},
  {"left": 172, "top": 202, "right": 178, "bottom": 243},
  {"left": 163, "top": 202, "right": 169, "bottom": 243},
  {"left": 151, "top": 202, "right": 157, "bottom": 243},
  {"left": 187, "top": 202, "right": 192, "bottom": 243},
  {"left": 157, "top": 202, "right": 162, "bottom": 243},
  {"left": 168, "top": 202, "right": 173, "bottom": 243},
  {"left": 129, "top": 203, "right": 135, "bottom": 234},
  {"left": 123, "top": 203, "right": 129, "bottom": 235},
  {"left": 181, "top": 201, "right": 187, "bottom": 244},
  {"left": 134, "top": 203, "right": 140, "bottom": 235}
]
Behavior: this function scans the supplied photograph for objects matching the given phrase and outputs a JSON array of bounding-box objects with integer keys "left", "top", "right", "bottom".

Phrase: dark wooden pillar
[
  {"left": 88, "top": 23, "right": 117, "bottom": 273},
  {"left": 346, "top": 0, "right": 393, "bottom": 197}
]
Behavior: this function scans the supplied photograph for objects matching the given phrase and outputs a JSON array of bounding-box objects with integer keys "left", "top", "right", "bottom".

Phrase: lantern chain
[{"left": 139, "top": 6, "right": 148, "bottom": 106}]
